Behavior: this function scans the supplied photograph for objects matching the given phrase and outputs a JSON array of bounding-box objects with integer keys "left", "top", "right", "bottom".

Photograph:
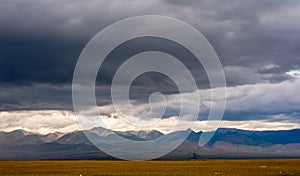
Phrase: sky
[{"left": 1, "top": 0, "right": 300, "bottom": 134}]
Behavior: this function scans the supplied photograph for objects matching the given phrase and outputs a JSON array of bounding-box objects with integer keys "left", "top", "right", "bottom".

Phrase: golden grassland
[{"left": 0, "top": 159, "right": 300, "bottom": 176}]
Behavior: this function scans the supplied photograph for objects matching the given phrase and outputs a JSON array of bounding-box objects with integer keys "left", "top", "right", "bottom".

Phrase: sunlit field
[{"left": 0, "top": 159, "right": 299, "bottom": 176}]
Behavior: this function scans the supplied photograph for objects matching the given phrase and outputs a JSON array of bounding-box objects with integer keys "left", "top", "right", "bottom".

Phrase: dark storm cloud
[
  {"left": 1, "top": 0, "right": 300, "bottom": 86},
  {"left": 0, "top": 37, "right": 84, "bottom": 84},
  {"left": 0, "top": 84, "right": 73, "bottom": 111},
  {"left": 0, "top": 83, "right": 114, "bottom": 111}
]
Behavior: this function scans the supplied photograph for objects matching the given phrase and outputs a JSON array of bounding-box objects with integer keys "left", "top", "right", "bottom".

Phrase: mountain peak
[{"left": 8, "top": 129, "right": 33, "bottom": 136}]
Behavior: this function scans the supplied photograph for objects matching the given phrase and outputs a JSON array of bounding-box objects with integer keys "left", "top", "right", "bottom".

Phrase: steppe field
[{"left": 0, "top": 159, "right": 299, "bottom": 176}]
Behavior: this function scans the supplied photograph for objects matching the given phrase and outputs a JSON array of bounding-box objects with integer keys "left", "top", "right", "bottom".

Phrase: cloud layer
[
  {"left": 1, "top": 79, "right": 300, "bottom": 133},
  {"left": 1, "top": 0, "right": 300, "bottom": 132}
]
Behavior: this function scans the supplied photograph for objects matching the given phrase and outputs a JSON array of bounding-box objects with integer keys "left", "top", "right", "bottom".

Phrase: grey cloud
[{"left": 102, "top": 79, "right": 300, "bottom": 123}]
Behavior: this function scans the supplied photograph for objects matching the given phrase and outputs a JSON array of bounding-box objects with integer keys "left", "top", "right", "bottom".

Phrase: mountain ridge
[{"left": 1, "top": 127, "right": 300, "bottom": 160}]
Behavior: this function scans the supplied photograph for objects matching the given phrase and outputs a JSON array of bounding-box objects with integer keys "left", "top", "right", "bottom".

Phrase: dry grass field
[{"left": 0, "top": 159, "right": 299, "bottom": 176}]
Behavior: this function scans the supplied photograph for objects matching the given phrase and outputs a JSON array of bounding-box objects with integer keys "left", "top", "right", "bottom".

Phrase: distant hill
[{"left": 0, "top": 128, "right": 300, "bottom": 160}]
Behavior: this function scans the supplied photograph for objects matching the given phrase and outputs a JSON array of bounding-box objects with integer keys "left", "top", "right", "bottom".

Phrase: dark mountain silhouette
[{"left": 0, "top": 128, "right": 300, "bottom": 160}]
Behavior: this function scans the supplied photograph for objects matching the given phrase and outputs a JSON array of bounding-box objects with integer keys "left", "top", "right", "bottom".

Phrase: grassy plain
[{"left": 0, "top": 159, "right": 299, "bottom": 176}]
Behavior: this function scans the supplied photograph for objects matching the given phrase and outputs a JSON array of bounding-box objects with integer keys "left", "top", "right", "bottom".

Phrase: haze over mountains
[{"left": 1, "top": 128, "right": 300, "bottom": 160}]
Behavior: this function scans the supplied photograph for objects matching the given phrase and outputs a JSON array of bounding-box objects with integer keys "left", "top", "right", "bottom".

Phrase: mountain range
[{"left": 1, "top": 128, "right": 300, "bottom": 160}]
